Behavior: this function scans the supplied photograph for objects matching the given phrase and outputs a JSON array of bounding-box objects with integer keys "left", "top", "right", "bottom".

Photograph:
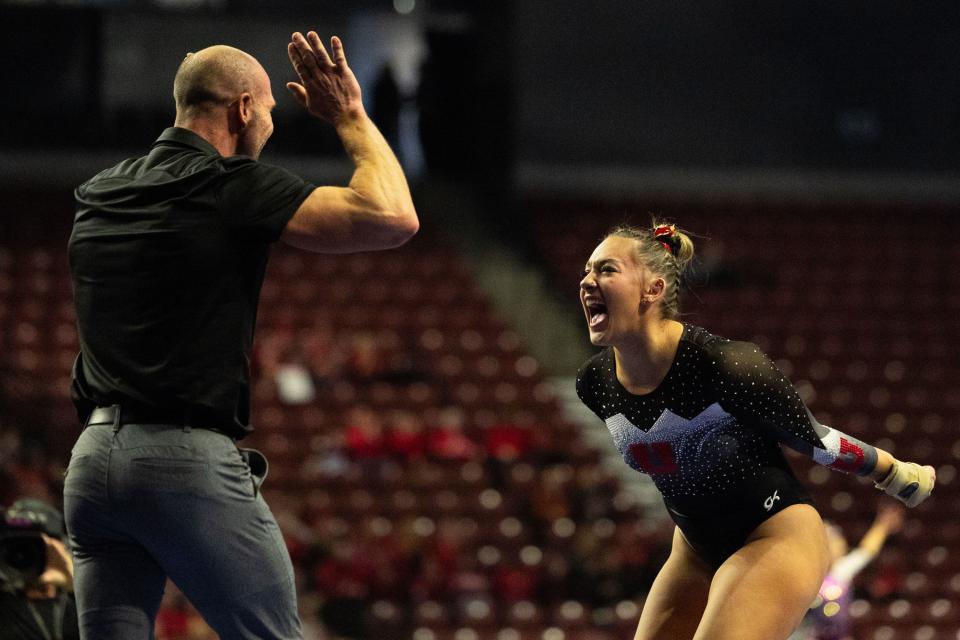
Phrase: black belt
[{"left": 86, "top": 404, "right": 236, "bottom": 438}]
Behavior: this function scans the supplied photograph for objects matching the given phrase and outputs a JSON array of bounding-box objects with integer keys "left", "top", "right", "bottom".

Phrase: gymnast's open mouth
[{"left": 584, "top": 299, "right": 608, "bottom": 328}]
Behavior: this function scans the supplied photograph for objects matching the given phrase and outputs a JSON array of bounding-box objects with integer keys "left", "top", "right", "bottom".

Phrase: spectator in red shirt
[
  {"left": 484, "top": 421, "right": 532, "bottom": 462},
  {"left": 343, "top": 405, "right": 388, "bottom": 461},
  {"left": 493, "top": 559, "right": 541, "bottom": 603},
  {"left": 425, "top": 406, "right": 477, "bottom": 461},
  {"left": 386, "top": 409, "right": 427, "bottom": 461}
]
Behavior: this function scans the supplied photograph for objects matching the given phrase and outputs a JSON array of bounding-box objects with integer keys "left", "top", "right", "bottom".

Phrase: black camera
[
  {"left": 0, "top": 513, "right": 47, "bottom": 591},
  {"left": 0, "top": 499, "right": 66, "bottom": 593}
]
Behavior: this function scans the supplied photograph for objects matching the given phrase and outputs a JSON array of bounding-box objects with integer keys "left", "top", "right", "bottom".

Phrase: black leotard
[{"left": 576, "top": 324, "right": 878, "bottom": 567}]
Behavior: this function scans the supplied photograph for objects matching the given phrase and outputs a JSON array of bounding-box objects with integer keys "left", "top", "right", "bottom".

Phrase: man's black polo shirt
[{"left": 69, "top": 127, "right": 314, "bottom": 438}]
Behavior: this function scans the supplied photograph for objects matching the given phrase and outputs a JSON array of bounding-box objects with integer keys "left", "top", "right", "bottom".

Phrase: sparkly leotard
[{"left": 576, "top": 324, "right": 878, "bottom": 567}]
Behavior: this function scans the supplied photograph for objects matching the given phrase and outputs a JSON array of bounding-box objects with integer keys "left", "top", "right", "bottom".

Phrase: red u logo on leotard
[
  {"left": 831, "top": 438, "right": 865, "bottom": 473},
  {"left": 628, "top": 442, "right": 679, "bottom": 474}
]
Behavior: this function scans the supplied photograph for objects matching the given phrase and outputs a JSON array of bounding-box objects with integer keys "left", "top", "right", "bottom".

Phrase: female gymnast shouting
[{"left": 575, "top": 223, "right": 935, "bottom": 640}]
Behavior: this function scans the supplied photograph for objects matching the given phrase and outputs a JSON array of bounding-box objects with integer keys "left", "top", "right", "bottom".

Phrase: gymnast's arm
[
  {"left": 710, "top": 340, "right": 934, "bottom": 507},
  {"left": 831, "top": 503, "right": 904, "bottom": 583},
  {"left": 856, "top": 503, "right": 904, "bottom": 558}
]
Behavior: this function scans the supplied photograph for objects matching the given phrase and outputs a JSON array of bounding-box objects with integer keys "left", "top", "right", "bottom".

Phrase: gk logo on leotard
[{"left": 763, "top": 490, "right": 780, "bottom": 511}]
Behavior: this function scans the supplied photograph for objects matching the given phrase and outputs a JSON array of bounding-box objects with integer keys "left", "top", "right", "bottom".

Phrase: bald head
[{"left": 173, "top": 45, "right": 267, "bottom": 118}]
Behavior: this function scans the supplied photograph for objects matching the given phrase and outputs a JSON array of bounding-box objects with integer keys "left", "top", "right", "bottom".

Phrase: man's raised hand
[{"left": 286, "top": 32, "right": 363, "bottom": 125}]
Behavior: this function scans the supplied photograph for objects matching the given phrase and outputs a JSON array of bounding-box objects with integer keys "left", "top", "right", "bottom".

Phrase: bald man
[{"left": 64, "top": 33, "right": 417, "bottom": 639}]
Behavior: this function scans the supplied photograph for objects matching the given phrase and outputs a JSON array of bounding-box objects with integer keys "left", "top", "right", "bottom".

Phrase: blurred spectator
[
  {"left": 0, "top": 383, "right": 68, "bottom": 539},
  {"left": 272, "top": 497, "right": 319, "bottom": 569},
  {"left": 537, "top": 548, "right": 574, "bottom": 602},
  {"left": 345, "top": 331, "right": 389, "bottom": 381},
  {"left": 364, "top": 534, "right": 412, "bottom": 599},
  {"left": 342, "top": 330, "right": 428, "bottom": 385},
  {"left": 313, "top": 537, "right": 373, "bottom": 639},
  {"left": 379, "top": 333, "right": 430, "bottom": 385},
  {"left": 343, "top": 406, "right": 388, "bottom": 462},
  {"left": 425, "top": 406, "right": 478, "bottom": 461},
  {"left": 409, "top": 553, "right": 449, "bottom": 603},
  {"left": 484, "top": 419, "right": 532, "bottom": 462},
  {"left": 0, "top": 498, "right": 78, "bottom": 640},
  {"left": 407, "top": 517, "right": 467, "bottom": 604},
  {"left": 566, "top": 526, "right": 623, "bottom": 606},
  {"left": 300, "top": 325, "right": 345, "bottom": 388},
  {"left": 447, "top": 555, "right": 491, "bottom": 606},
  {"left": 482, "top": 415, "right": 533, "bottom": 489},
  {"left": 530, "top": 464, "right": 573, "bottom": 523},
  {"left": 155, "top": 585, "right": 191, "bottom": 640},
  {"left": 791, "top": 503, "right": 905, "bottom": 640},
  {"left": 386, "top": 409, "right": 427, "bottom": 461},
  {"left": 571, "top": 463, "right": 618, "bottom": 521},
  {"left": 431, "top": 518, "right": 467, "bottom": 576},
  {"left": 866, "top": 553, "right": 905, "bottom": 601},
  {"left": 493, "top": 558, "right": 541, "bottom": 603},
  {"left": 255, "top": 326, "right": 345, "bottom": 397},
  {"left": 299, "top": 433, "right": 351, "bottom": 482},
  {"left": 2, "top": 446, "right": 58, "bottom": 507},
  {"left": 154, "top": 582, "right": 219, "bottom": 640},
  {"left": 614, "top": 524, "right": 663, "bottom": 597}
]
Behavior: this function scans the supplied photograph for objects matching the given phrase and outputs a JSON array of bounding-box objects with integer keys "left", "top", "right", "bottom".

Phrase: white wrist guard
[{"left": 875, "top": 461, "right": 936, "bottom": 508}]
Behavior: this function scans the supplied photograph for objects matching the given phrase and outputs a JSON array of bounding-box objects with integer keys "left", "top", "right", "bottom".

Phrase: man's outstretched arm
[{"left": 282, "top": 31, "right": 418, "bottom": 254}]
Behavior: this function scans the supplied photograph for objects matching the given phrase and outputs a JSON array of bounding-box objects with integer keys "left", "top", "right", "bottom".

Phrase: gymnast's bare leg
[
  {"left": 633, "top": 527, "right": 712, "bottom": 640},
  {"left": 693, "top": 504, "right": 831, "bottom": 640}
]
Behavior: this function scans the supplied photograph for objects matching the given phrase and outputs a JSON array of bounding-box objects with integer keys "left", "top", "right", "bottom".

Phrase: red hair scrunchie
[{"left": 652, "top": 224, "right": 678, "bottom": 255}]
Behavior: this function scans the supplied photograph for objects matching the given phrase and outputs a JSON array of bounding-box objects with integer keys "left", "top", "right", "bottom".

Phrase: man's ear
[
  {"left": 226, "top": 93, "right": 252, "bottom": 135},
  {"left": 237, "top": 92, "right": 254, "bottom": 129}
]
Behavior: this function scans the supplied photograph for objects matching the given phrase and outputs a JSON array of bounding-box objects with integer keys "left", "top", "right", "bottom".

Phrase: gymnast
[{"left": 575, "top": 222, "right": 935, "bottom": 640}]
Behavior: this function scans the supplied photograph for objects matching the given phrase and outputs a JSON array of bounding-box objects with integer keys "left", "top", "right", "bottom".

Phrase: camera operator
[{"left": 0, "top": 499, "right": 79, "bottom": 640}]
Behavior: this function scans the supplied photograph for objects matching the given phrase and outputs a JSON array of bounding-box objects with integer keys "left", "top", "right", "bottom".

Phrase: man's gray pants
[{"left": 63, "top": 420, "right": 302, "bottom": 639}]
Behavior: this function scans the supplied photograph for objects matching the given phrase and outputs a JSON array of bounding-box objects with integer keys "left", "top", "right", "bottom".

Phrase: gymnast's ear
[{"left": 643, "top": 276, "right": 666, "bottom": 302}]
